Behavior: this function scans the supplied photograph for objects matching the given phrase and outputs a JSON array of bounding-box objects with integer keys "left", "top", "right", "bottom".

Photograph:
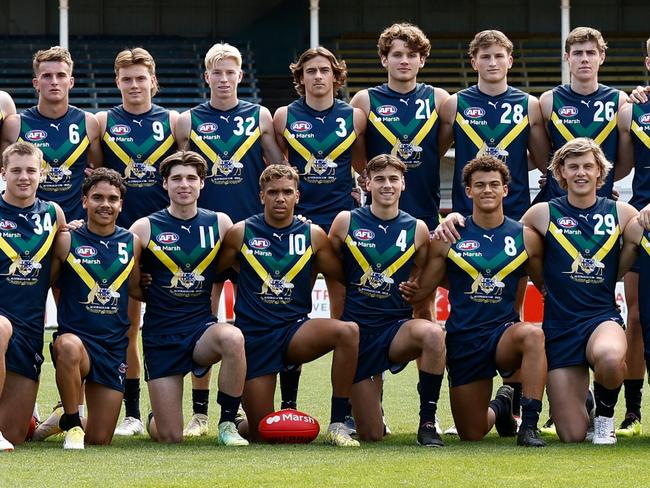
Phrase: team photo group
[{"left": 1, "top": 21, "right": 650, "bottom": 453}]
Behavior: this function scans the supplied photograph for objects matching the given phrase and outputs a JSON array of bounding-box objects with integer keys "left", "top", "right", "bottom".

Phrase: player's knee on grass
[{"left": 457, "top": 424, "right": 488, "bottom": 442}]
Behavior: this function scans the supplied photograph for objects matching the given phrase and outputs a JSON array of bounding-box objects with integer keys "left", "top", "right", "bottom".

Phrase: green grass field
[{"left": 2, "top": 331, "right": 650, "bottom": 487}]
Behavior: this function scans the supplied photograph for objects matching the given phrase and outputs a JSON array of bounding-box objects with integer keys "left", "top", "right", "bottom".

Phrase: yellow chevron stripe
[
  {"left": 32, "top": 221, "right": 58, "bottom": 263},
  {"left": 102, "top": 132, "right": 131, "bottom": 164},
  {"left": 241, "top": 243, "right": 270, "bottom": 283},
  {"left": 412, "top": 111, "right": 438, "bottom": 146},
  {"left": 190, "top": 130, "right": 218, "bottom": 162},
  {"left": 232, "top": 128, "right": 261, "bottom": 161},
  {"left": 499, "top": 116, "right": 529, "bottom": 149},
  {"left": 494, "top": 251, "right": 528, "bottom": 282},
  {"left": 283, "top": 129, "right": 313, "bottom": 162},
  {"left": 594, "top": 115, "right": 617, "bottom": 146},
  {"left": 66, "top": 253, "right": 96, "bottom": 290},
  {"left": 0, "top": 237, "right": 19, "bottom": 261},
  {"left": 455, "top": 113, "right": 485, "bottom": 149},
  {"left": 631, "top": 121, "right": 650, "bottom": 150},
  {"left": 283, "top": 246, "right": 313, "bottom": 282},
  {"left": 368, "top": 112, "right": 398, "bottom": 145},
  {"left": 594, "top": 226, "right": 620, "bottom": 261},
  {"left": 194, "top": 241, "right": 221, "bottom": 275},
  {"left": 447, "top": 249, "right": 480, "bottom": 280},
  {"left": 327, "top": 131, "right": 357, "bottom": 162},
  {"left": 548, "top": 222, "right": 580, "bottom": 259},
  {"left": 61, "top": 136, "right": 90, "bottom": 170},
  {"left": 147, "top": 239, "right": 180, "bottom": 274},
  {"left": 550, "top": 112, "right": 576, "bottom": 143},
  {"left": 111, "top": 256, "right": 135, "bottom": 290},
  {"left": 345, "top": 235, "right": 372, "bottom": 272},
  {"left": 383, "top": 244, "right": 415, "bottom": 278},
  {"left": 641, "top": 235, "right": 650, "bottom": 256},
  {"left": 147, "top": 135, "right": 175, "bottom": 164}
]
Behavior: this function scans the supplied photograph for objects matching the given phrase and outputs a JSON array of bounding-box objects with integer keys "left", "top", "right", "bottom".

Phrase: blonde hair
[
  {"left": 114, "top": 48, "right": 159, "bottom": 96},
  {"left": 33, "top": 46, "right": 73, "bottom": 76},
  {"left": 468, "top": 30, "right": 513, "bottom": 58},
  {"left": 565, "top": 27, "right": 607, "bottom": 53},
  {"left": 550, "top": 138, "right": 611, "bottom": 190},
  {"left": 204, "top": 43, "right": 242, "bottom": 70},
  {"left": 2, "top": 141, "right": 43, "bottom": 168}
]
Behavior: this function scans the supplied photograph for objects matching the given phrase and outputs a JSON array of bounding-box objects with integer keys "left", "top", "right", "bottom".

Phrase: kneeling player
[
  {"left": 50, "top": 169, "right": 142, "bottom": 449},
  {"left": 409, "top": 156, "right": 546, "bottom": 446},
  {"left": 131, "top": 151, "right": 248, "bottom": 445},
  {"left": 217, "top": 165, "right": 360, "bottom": 446},
  {"left": 329, "top": 154, "right": 446, "bottom": 446}
]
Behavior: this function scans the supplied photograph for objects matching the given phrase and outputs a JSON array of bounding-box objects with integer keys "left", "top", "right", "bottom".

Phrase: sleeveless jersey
[
  {"left": 629, "top": 101, "right": 650, "bottom": 210},
  {"left": 283, "top": 98, "right": 356, "bottom": 227},
  {"left": 543, "top": 196, "right": 621, "bottom": 329},
  {"left": 19, "top": 106, "right": 90, "bottom": 220},
  {"left": 141, "top": 208, "right": 220, "bottom": 336},
  {"left": 189, "top": 101, "right": 266, "bottom": 222},
  {"left": 540, "top": 84, "right": 619, "bottom": 201},
  {"left": 366, "top": 83, "right": 441, "bottom": 226},
  {"left": 235, "top": 214, "right": 313, "bottom": 333},
  {"left": 102, "top": 105, "right": 175, "bottom": 227},
  {"left": 637, "top": 229, "right": 650, "bottom": 327},
  {"left": 56, "top": 225, "right": 134, "bottom": 345},
  {"left": 0, "top": 197, "right": 57, "bottom": 338},
  {"left": 340, "top": 207, "right": 417, "bottom": 330},
  {"left": 453, "top": 86, "right": 532, "bottom": 220},
  {"left": 444, "top": 217, "right": 526, "bottom": 337}
]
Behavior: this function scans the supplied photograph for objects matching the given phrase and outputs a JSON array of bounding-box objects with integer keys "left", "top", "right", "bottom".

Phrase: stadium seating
[{"left": 0, "top": 36, "right": 261, "bottom": 112}]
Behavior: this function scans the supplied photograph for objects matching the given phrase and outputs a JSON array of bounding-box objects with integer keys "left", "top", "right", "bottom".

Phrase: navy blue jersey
[
  {"left": 340, "top": 206, "right": 417, "bottom": 330},
  {"left": 629, "top": 101, "right": 650, "bottom": 210},
  {"left": 637, "top": 229, "right": 650, "bottom": 328},
  {"left": 366, "top": 83, "right": 441, "bottom": 226},
  {"left": 19, "top": 106, "right": 90, "bottom": 220},
  {"left": 141, "top": 208, "right": 220, "bottom": 336},
  {"left": 543, "top": 196, "right": 621, "bottom": 329},
  {"left": 235, "top": 214, "right": 313, "bottom": 332},
  {"left": 56, "top": 225, "right": 134, "bottom": 345},
  {"left": 444, "top": 217, "right": 526, "bottom": 337},
  {"left": 453, "top": 86, "right": 532, "bottom": 220},
  {"left": 189, "top": 101, "right": 266, "bottom": 222},
  {"left": 0, "top": 197, "right": 56, "bottom": 338},
  {"left": 102, "top": 105, "right": 174, "bottom": 227},
  {"left": 539, "top": 84, "right": 619, "bottom": 201},
  {"left": 283, "top": 98, "right": 356, "bottom": 227}
]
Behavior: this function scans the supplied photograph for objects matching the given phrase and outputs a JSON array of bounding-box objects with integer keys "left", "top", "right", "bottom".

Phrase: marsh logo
[
  {"left": 0, "top": 220, "right": 17, "bottom": 231},
  {"left": 75, "top": 245, "right": 97, "bottom": 258},
  {"left": 377, "top": 105, "right": 397, "bottom": 116},
  {"left": 110, "top": 125, "right": 131, "bottom": 136},
  {"left": 249, "top": 237, "right": 270, "bottom": 250},
  {"left": 457, "top": 240, "right": 480, "bottom": 251},
  {"left": 463, "top": 107, "right": 485, "bottom": 119},
  {"left": 638, "top": 113, "right": 650, "bottom": 125},
  {"left": 265, "top": 415, "right": 281, "bottom": 425},
  {"left": 557, "top": 216, "right": 578, "bottom": 229},
  {"left": 156, "top": 232, "right": 179, "bottom": 244},
  {"left": 25, "top": 130, "right": 47, "bottom": 142},
  {"left": 198, "top": 122, "right": 218, "bottom": 134},
  {"left": 353, "top": 229, "right": 375, "bottom": 241},
  {"left": 558, "top": 106, "right": 578, "bottom": 118},
  {"left": 290, "top": 121, "right": 312, "bottom": 132}
]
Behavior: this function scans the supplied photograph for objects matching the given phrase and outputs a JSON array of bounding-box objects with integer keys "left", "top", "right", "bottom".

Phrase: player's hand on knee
[
  {"left": 638, "top": 203, "right": 650, "bottom": 230},
  {"left": 537, "top": 174, "right": 547, "bottom": 189},
  {"left": 399, "top": 280, "right": 420, "bottom": 302},
  {"left": 628, "top": 85, "right": 650, "bottom": 104},
  {"left": 433, "top": 212, "right": 464, "bottom": 243}
]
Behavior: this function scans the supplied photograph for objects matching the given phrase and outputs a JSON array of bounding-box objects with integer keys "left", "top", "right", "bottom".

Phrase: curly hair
[
  {"left": 377, "top": 23, "right": 431, "bottom": 59},
  {"left": 83, "top": 168, "right": 126, "bottom": 198},
  {"left": 462, "top": 155, "right": 511, "bottom": 187}
]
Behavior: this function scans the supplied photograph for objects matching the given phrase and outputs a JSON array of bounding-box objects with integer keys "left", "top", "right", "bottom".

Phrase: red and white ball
[{"left": 258, "top": 409, "right": 320, "bottom": 444}]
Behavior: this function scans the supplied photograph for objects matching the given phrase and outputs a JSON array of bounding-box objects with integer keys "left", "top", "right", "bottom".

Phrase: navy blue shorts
[
  {"left": 544, "top": 312, "right": 624, "bottom": 371},
  {"left": 354, "top": 319, "right": 409, "bottom": 384},
  {"left": 143, "top": 321, "right": 214, "bottom": 381},
  {"left": 52, "top": 332, "right": 128, "bottom": 393},
  {"left": 240, "top": 319, "right": 305, "bottom": 380},
  {"left": 446, "top": 322, "right": 514, "bottom": 388},
  {"left": 5, "top": 328, "right": 43, "bottom": 381}
]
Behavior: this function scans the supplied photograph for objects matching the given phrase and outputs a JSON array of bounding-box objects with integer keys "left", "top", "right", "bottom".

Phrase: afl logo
[
  {"left": 377, "top": 105, "right": 397, "bottom": 116},
  {"left": 0, "top": 220, "right": 17, "bottom": 231},
  {"left": 290, "top": 121, "right": 312, "bottom": 132},
  {"left": 638, "top": 113, "right": 650, "bottom": 125},
  {"left": 75, "top": 246, "right": 97, "bottom": 258},
  {"left": 25, "top": 130, "right": 47, "bottom": 142},
  {"left": 463, "top": 107, "right": 485, "bottom": 119},
  {"left": 156, "top": 232, "right": 179, "bottom": 244},
  {"left": 557, "top": 216, "right": 578, "bottom": 229},
  {"left": 249, "top": 237, "right": 270, "bottom": 249},
  {"left": 558, "top": 106, "right": 578, "bottom": 118},
  {"left": 457, "top": 240, "right": 480, "bottom": 251},
  {"left": 110, "top": 125, "right": 131, "bottom": 136},
  {"left": 353, "top": 229, "right": 375, "bottom": 241},
  {"left": 198, "top": 122, "right": 218, "bottom": 134}
]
